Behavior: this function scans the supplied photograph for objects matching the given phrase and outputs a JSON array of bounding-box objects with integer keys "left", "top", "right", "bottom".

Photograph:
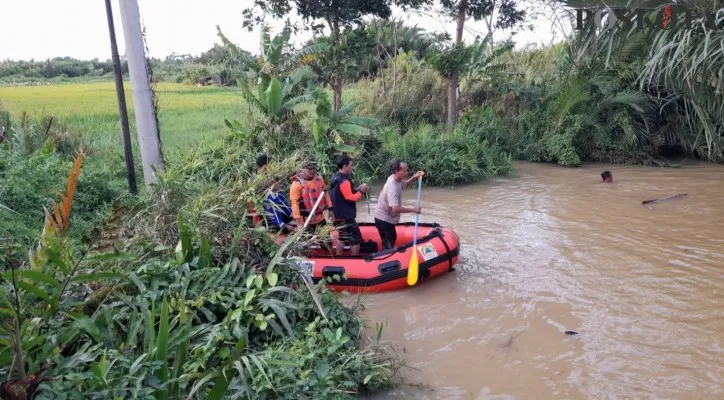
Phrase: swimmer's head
[{"left": 601, "top": 170, "right": 612, "bottom": 183}]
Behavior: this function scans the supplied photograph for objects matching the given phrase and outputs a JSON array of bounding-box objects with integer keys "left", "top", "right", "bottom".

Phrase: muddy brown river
[{"left": 355, "top": 161, "right": 724, "bottom": 400}]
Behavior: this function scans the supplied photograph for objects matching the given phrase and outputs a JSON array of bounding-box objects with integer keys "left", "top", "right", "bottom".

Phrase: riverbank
[{"left": 358, "top": 161, "right": 724, "bottom": 399}]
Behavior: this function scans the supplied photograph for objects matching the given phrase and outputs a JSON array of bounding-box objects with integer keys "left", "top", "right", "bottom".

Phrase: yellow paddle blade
[{"left": 407, "top": 251, "right": 419, "bottom": 286}]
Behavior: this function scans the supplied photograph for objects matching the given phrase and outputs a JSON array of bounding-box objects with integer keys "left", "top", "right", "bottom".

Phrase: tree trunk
[
  {"left": 484, "top": 13, "right": 495, "bottom": 45},
  {"left": 447, "top": 75, "right": 458, "bottom": 132},
  {"left": 455, "top": 0, "right": 466, "bottom": 44},
  {"left": 329, "top": 19, "right": 343, "bottom": 112},
  {"left": 447, "top": 0, "right": 467, "bottom": 132},
  {"left": 333, "top": 79, "right": 342, "bottom": 112}
]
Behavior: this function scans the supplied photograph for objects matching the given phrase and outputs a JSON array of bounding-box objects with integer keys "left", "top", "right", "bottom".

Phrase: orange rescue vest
[{"left": 291, "top": 174, "right": 326, "bottom": 216}]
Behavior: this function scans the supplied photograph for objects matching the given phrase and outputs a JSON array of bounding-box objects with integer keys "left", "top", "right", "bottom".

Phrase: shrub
[
  {"left": 379, "top": 123, "right": 512, "bottom": 186},
  {"left": 0, "top": 145, "right": 123, "bottom": 246},
  {"left": 1, "top": 145, "right": 402, "bottom": 400},
  {"left": 353, "top": 52, "right": 447, "bottom": 132}
]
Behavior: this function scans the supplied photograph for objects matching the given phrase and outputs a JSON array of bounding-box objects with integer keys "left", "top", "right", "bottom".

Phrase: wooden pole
[{"left": 104, "top": 0, "right": 137, "bottom": 194}]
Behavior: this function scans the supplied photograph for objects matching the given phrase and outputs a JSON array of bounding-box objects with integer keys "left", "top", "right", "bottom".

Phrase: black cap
[{"left": 256, "top": 153, "right": 269, "bottom": 168}]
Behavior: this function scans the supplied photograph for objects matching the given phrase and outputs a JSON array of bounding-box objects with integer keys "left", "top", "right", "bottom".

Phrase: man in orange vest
[{"left": 289, "top": 161, "right": 334, "bottom": 232}]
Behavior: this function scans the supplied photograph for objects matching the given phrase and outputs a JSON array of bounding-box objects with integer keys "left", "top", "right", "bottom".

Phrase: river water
[{"left": 355, "top": 161, "right": 724, "bottom": 400}]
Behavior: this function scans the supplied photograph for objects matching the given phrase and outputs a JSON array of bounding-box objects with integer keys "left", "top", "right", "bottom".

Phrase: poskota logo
[{"left": 574, "top": 5, "right": 722, "bottom": 32}]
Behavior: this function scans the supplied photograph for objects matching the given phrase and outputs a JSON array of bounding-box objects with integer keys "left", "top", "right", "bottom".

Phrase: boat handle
[
  {"left": 322, "top": 266, "right": 345, "bottom": 278},
  {"left": 378, "top": 261, "right": 401, "bottom": 274}
]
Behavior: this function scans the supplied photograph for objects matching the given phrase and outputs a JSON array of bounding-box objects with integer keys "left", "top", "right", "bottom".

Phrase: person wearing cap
[
  {"left": 329, "top": 155, "right": 368, "bottom": 256},
  {"left": 289, "top": 161, "right": 334, "bottom": 231}
]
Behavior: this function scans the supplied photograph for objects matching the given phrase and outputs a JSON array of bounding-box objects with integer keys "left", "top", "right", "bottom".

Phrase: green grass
[
  {"left": 0, "top": 82, "right": 247, "bottom": 158},
  {"left": 0, "top": 82, "right": 365, "bottom": 160}
]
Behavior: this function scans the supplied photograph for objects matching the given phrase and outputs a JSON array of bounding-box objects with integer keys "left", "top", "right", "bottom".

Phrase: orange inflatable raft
[{"left": 286, "top": 222, "right": 460, "bottom": 293}]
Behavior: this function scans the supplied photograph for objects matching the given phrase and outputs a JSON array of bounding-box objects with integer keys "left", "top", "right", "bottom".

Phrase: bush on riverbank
[
  {"left": 467, "top": 22, "right": 724, "bottom": 167},
  {"left": 0, "top": 136, "right": 403, "bottom": 399},
  {"left": 365, "top": 123, "right": 512, "bottom": 186},
  {"left": 0, "top": 27, "right": 405, "bottom": 399},
  {"left": 354, "top": 52, "right": 448, "bottom": 132},
  {"left": 434, "top": 49, "right": 654, "bottom": 166}
]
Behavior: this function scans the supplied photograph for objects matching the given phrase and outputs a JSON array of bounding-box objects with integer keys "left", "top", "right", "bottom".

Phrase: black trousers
[
  {"left": 334, "top": 219, "right": 362, "bottom": 246},
  {"left": 374, "top": 218, "right": 397, "bottom": 250}
]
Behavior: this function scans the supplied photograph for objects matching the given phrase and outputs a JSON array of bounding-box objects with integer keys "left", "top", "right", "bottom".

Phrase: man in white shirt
[{"left": 373, "top": 158, "right": 424, "bottom": 250}]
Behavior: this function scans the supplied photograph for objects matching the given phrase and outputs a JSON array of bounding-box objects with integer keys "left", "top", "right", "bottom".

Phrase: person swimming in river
[{"left": 601, "top": 171, "right": 612, "bottom": 183}]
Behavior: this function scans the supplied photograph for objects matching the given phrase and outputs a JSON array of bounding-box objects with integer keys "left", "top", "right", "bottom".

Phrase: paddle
[
  {"left": 406, "top": 176, "right": 423, "bottom": 286},
  {"left": 303, "top": 190, "right": 325, "bottom": 229},
  {"left": 363, "top": 188, "right": 371, "bottom": 214},
  {"left": 298, "top": 191, "right": 328, "bottom": 321}
]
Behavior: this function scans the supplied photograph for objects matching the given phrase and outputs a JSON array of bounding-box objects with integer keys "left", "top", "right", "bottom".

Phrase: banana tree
[
  {"left": 217, "top": 23, "right": 326, "bottom": 87},
  {"left": 308, "top": 89, "right": 379, "bottom": 176},
  {"left": 234, "top": 65, "right": 315, "bottom": 123},
  {"left": 462, "top": 39, "right": 514, "bottom": 88},
  {"left": 223, "top": 25, "right": 328, "bottom": 152},
  {"left": 225, "top": 70, "right": 315, "bottom": 153}
]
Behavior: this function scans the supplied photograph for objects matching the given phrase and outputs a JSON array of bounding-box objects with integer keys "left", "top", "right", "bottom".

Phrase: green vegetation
[
  {"left": 0, "top": 15, "right": 509, "bottom": 400},
  {"left": 0, "top": 83, "right": 246, "bottom": 159},
  {"left": 3, "top": 0, "right": 724, "bottom": 396},
  {"left": 1, "top": 149, "right": 400, "bottom": 399},
  {"left": 0, "top": 47, "right": 254, "bottom": 86}
]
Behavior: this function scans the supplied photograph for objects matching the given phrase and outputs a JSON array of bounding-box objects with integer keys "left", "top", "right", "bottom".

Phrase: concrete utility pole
[
  {"left": 118, "top": 0, "right": 163, "bottom": 187},
  {"left": 104, "top": 0, "right": 138, "bottom": 195}
]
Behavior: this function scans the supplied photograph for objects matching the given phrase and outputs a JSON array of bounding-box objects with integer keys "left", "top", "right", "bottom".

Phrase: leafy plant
[
  {"left": 379, "top": 123, "right": 512, "bottom": 185},
  {"left": 308, "top": 88, "right": 380, "bottom": 177},
  {"left": 222, "top": 25, "right": 325, "bottom": 154},
  {"left": 1, "top": 146, "right": 402, "bottom": 399},
  {"left": 354, "top": 51, "right": 448, "bottom": 131}
]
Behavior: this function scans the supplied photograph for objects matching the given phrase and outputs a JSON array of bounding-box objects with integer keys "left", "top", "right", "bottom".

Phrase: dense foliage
[
  {"left": 0, "top": 146, "right": 401, "bottom": 399},
  {"left": 376, "top": 123, "right": 513, "bottom": 185},
  {"left": 0, "top": 58, "right": 124, "bottom": 84},
  {"left": 0, "top": 50, "right": 253, "bottom": 86},
  {"left": 4, "top": 1, "right": 724, "bottom": 396},
  {"left": 465, "top": 0, "right": 724, "bottom": 166},
  {"left": 0, "top": 113, "right": 125, "bottom": 244},
  {"left": 355, "top": 51, "right": 448, "bottom": 131},
  {"left": 0, "top": 18, "right": 511, "bottom": 400}
]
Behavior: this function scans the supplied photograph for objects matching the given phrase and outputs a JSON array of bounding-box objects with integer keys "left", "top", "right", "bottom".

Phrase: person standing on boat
[
  {"left": 290, "top": 161, "right": 334, "bottom": 232},
  {"left": 329, "top": 155, "right": 368, "bottom": 256},
  {"left": 373, "top": 159, "right": 424, "bottom": 250}
]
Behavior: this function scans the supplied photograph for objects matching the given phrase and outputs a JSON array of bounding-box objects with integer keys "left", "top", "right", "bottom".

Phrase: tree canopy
[{"left": 241, "top": 0, "right": 430, "bottom": 33}]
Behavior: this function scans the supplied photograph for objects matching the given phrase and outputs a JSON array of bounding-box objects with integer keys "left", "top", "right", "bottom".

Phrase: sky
[{"left": 0, "top": 0, "right": 573, "bottom": 62}]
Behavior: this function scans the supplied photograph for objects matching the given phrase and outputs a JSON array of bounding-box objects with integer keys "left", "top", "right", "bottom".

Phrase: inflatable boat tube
[{"left": 285, "top": 222, "right": 460, "bottom": 293}]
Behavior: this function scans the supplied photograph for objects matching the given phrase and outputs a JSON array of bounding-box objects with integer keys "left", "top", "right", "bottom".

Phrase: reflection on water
[{"left": 355, "top": 161, "right": 724, "bottom": 400}]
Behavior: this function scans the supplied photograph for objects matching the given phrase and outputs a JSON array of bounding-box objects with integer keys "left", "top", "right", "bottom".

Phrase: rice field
[{"left": 0, "top": 82, "right": 248, "bottom": 156}]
